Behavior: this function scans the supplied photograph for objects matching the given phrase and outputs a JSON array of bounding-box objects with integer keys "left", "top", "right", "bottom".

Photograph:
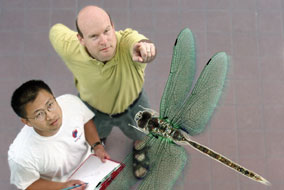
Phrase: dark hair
[
  {"left": 75, "top": 18, "right": 83, "bottom": 37},
  {"left": 11, "top": 80, "right": 53, "bottom": 118},
  {"left": 75, "top": 11, "right": 113, "bottom": 38}
]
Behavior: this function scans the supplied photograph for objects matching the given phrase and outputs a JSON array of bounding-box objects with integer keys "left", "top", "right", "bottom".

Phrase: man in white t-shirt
[{"left": 8, "top": 80, "right": 110, "bottom": 190}]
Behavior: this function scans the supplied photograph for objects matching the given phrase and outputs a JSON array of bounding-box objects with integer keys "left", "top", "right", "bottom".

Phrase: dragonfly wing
[
  {"left": 107, "top": 136, "right": 152, "bottom": 190},
  {"left": 107, "top": 136, "right": 187, "bottom": 190},
  {"left": 138, "top": 138, "right": 187, "bottom": 190},
  {"left": 172, "top": 52, "right": 229, "bottom": 135},
  {"left": 160, "top": 28, "right": 196, "bottom": 120},
  {"left": 107, "top": 152, "right": 138, "bottom": 190}
]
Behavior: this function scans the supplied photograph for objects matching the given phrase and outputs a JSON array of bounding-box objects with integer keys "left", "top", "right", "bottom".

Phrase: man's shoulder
[
  {"left": 116, "top": 28, "right": 137, "bottom": 36},
  {"left": 50, "top": 23, "right": 77, "bottom": 40},
  {"left": 57, "top": 94, "right": 80, "bottom": 103},
  {"left": 49, "top": 24, "right": 80, "bottom": 58},
  {"left": 56, "top": 94, "right": 84, "bottom": 109},
  {"left": 50, "top": 23, "right": 76, "bottom": 36},
  {"left": 57, "top": 93, "right": 81, "bottom": 100},
  {"left": 50, "top": 23, "right": 68, "bottom": 32},
  {"left": 8, "top": 127, "right": 38, "bottom": 165},
  {"left": 116, "top": 28, "right": 147, "bottom": 47}
]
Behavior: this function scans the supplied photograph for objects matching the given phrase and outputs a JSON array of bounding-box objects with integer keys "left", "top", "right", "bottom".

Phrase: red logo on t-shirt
[{"left": 72, "top": 129, "right": 78, "bottom": 138}]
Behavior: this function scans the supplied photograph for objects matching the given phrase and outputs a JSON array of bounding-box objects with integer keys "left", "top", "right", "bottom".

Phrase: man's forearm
[
  {"left": 84, "top": 119, "right": 101, "bottom": 147},
  {"left": 27, "top": 178, "right": 86, "bottom": 190},
  {"left": 26, "top": 178, "right": 64, "bottom": 190}
]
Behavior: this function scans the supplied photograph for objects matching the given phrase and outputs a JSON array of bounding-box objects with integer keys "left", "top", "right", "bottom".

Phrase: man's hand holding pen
[{"left": 61, "top": 181, "right": 88, "bottom": 190}]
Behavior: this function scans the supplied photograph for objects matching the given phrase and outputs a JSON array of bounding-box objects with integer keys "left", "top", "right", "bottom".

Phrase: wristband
[{"left": 91, "top": 141, "right": 102, "bottom": 152}]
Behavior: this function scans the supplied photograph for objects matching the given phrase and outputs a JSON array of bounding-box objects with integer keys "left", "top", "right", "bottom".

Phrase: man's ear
[
  {"left": 21, "top": 118, "right": 32, "bottom": 127},
  {"left": 77, "top": 34, "right": 85, "bottom": 46},
  {"left": 111, "top": 22, "right": 115, "bottom": 30}
]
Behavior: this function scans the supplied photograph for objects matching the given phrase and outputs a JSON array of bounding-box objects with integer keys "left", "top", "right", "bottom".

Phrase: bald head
[
  {"left": 75, "top": 5, "right": 117, "bottom": 62},
  {"left": 76, "top": 6, "right": 112, "bottom": 38}
]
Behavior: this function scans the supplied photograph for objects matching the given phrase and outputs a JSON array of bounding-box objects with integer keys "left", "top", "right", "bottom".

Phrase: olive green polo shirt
[{"left": 49, "top": 24, "right": 147, "bottom": 114}]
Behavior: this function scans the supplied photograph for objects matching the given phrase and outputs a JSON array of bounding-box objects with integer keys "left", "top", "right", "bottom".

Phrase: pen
[
  {"left": 61, "top": 183, "right": 88, "bottom": 190},
  {"left": 95, "top": 182, "right": 101, "bottom": 188}
]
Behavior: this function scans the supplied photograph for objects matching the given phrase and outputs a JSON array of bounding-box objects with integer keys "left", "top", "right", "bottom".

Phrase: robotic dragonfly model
[
  {"left": 130, "top": 28, "right": 271, "bottom": 186},
  {"left": 131, "top": 110, "right": 270, "bottom": 186}
]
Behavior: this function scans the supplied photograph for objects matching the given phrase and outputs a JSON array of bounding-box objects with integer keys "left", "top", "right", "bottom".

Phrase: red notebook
[{"left": 69, "top": 154, "right": 125, "bottom": 190}]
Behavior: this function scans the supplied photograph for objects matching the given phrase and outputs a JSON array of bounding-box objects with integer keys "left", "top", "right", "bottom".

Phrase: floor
[{"left": 0, "top": 0, "right": 283, "bottom": 189}]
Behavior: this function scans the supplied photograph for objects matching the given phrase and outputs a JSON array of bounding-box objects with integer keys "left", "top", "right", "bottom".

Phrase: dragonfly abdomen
[{"left": 186, "top": 139, "right": 270, "bottom": 185}]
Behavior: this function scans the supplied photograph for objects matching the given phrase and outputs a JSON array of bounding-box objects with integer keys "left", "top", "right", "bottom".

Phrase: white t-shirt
[{"left": 8, "top": 94, "right": 95, "bottom": 190}]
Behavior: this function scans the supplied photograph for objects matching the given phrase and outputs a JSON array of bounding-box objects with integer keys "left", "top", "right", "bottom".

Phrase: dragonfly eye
[
  {"left": 138, "top": 120, "right": 147, "bottom": 128},
  {"left": 141, "top": 111, "right": 152, "bottom": 120},
  {"left": 136, "top": 111, "right": 152, "bottom": 129}
]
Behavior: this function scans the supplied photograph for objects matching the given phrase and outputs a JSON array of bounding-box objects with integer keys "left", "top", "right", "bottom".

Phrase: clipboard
[{"left": 68, "top": 154, "right": 125, "bottom": 190}]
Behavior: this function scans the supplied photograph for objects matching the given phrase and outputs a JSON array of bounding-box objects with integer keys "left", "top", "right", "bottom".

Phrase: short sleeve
[
  {"left": 58, "top": 95, "right": 95, "bottom": 124},
  {"left": 118, "top": 28, "right": 147, "bottom": 49},
  {"left": 9, "top": 159, "right": 40, "bottom": 190},
  {"left": 72, "top": 95, "right": 95, "bottom": 124}
]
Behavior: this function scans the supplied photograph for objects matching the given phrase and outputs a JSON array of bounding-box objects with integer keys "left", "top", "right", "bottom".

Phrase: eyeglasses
[{"left": 26, "top": 98, "right": 57, "bottom": 121}]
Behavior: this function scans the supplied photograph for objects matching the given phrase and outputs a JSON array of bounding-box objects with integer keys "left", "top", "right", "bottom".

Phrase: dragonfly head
[{"left": 134, "top": 111, "right": 152, "bottom": 129}]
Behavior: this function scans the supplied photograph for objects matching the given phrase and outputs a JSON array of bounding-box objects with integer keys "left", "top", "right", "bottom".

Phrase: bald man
[{"left": 49, "top": 5, "right": 156, "bottom": 179}]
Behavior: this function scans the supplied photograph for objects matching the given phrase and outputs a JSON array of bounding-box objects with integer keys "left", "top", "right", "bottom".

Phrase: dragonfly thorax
[{"left": 135, "top": 111, "right": 185, "bottom": 142}]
